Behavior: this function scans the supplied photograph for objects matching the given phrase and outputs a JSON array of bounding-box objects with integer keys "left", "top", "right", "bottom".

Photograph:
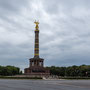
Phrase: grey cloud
[{"left": 0, "top": 0, "right": 29, "bottom": 12}]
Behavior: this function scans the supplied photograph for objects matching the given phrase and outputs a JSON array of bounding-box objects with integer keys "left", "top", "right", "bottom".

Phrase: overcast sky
[{"left": 0, "top": 0, "right": 90, "bottom": 70}]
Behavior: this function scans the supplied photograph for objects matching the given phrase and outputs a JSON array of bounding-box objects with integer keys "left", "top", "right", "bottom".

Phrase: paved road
[{"left": 0, "top": 79, "right": 90, "bottom": 90}]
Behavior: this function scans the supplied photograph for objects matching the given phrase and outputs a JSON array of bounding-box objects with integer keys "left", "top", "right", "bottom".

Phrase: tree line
[
  {"left": 0, "top": 65, "right": 90, "bottom": 77},
  {"left": 0, "top": 66, "right": 22, "bottom": 76},
  {"left": 46, "top": 65, "right": 90, "bottom": 77}
]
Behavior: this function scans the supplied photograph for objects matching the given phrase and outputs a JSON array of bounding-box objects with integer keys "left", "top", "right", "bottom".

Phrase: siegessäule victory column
[{"left": 24, "top": 21, "right": 50, "bottom": 76}]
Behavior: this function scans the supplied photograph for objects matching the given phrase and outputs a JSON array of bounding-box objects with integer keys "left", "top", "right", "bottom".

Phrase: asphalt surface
[{"left": 0, "top": 79, "right": 90, "bottom": 90}]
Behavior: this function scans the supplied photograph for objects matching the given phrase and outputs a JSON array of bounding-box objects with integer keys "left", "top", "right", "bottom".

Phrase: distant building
[{"left": 24, "top": 21, "right": 50, "bottom": 76}]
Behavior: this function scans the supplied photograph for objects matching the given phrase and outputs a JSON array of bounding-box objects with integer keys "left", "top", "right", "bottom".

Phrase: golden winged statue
[{"left": 34, "top": 20, "right": 39, "bottom": 30}]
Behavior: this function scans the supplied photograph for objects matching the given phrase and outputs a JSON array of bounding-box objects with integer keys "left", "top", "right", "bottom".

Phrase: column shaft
[{"left": 34, "top": 30, "right": 39, "bottom": 58}]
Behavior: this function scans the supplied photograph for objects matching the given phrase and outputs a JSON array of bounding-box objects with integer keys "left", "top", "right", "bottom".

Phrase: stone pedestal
[{"left": 24, "top": 58, "right": 50, "bottom": 76}]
